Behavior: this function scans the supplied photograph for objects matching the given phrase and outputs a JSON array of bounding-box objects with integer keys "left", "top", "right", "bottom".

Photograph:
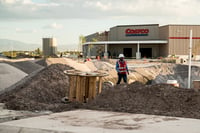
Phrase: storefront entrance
[
  {"left": 140, "top": 48, "right": 152, "bottom": 58},
  {"left": 123, "top": 48, "right": 132, "bottom": 57}
]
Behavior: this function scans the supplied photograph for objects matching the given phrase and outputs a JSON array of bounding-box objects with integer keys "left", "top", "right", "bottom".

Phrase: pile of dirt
[
  {"left": 86, "top": 82, "right": 200, "bottom": 119},
  {"left": 2, "top": 62, "right": 200, "bottom": 119},
  {"left": 0, "top": 64, "right": 75, "bottom": 111}
]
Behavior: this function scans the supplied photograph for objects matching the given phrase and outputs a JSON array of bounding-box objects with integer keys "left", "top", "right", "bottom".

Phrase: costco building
[{"left": 83, "top": 24, "right": 200, "bottom": 59}]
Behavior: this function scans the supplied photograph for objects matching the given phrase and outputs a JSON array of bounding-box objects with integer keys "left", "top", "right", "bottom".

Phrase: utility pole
[{"left": 188, "top": 30, "right": 192, "bottom": 88}]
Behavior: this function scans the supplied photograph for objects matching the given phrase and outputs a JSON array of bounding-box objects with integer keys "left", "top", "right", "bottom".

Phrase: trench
[{"left": 102, "top": 63, "right": 200, "bottom": 88}]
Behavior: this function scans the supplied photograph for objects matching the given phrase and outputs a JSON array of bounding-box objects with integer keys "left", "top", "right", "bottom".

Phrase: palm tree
[{"left": 79, "top": 35, "right": 86, "bottom": 51}]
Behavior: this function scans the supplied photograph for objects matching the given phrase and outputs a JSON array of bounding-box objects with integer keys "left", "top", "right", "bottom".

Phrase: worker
[{"left": 115, "top": 54, "right": 129, "bottom": 84}]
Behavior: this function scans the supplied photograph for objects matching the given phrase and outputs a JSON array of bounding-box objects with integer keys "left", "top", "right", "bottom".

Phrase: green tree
[
  {"left": 79, "top": 35, "right": 86, "bottom": 51},
  {"left": 35, "top": 48, "right": 41, "bottom": 55}
]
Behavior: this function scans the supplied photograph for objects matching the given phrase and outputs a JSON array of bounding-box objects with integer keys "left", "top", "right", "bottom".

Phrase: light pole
[{"left": 188, "top": 30, "right": 192, "bottom": 88}]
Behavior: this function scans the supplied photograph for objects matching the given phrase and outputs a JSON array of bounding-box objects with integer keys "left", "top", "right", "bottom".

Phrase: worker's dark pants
[{"left": 117, "top": 73, "right": 127, "bottom": 84}]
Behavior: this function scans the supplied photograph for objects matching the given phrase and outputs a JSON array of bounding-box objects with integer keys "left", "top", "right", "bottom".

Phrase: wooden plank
[
  {"left": 73, "top": 75, "right": 77, "bottom": 100},
  {"left": 76, "top": 75, "right": 81, "bottom": 102},
  {"left": 68, "top": 76, "right": 73, "bottom": 101},
  {"left": 80, "top": 76, "right": 86, "bottom": 102},
  {"left": 85, "top": 77, "right": 89, "bottom": 100},
  {"left": 98, "top": 77, "right": 103, "bottom": 94},
  {"left": 69, "top": 75, "right": 76, "bottom": 101},
  {"left": 88, "top": 76, "right": 97, "bottom": 99}
]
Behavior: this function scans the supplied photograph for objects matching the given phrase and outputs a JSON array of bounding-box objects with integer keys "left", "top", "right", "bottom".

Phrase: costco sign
[{"left": 125, "top": 28, "right": 149, "bottom": 36}]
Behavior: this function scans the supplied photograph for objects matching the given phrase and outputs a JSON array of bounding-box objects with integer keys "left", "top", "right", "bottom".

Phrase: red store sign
[{"left": 125, "top": 28, "right": 149, "bottom": 36}]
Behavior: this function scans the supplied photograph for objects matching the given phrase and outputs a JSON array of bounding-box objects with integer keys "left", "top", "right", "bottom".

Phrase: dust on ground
[{"left": 1, "top": 58, "right": 200, "bottom": 119}]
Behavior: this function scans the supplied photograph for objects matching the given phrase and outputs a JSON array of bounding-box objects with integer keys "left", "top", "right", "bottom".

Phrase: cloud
[
  {"left": 43, "top": 23, "right": 63, "bottom": 29},
  {"left": 0, "top": 0, "right": 200, "bottom": 20},
  {"left": 0, "top": 0, "right": 18, "bottom": 4},
  {"left": 15, "top": 27, "right": 38, "bottom": 33}
]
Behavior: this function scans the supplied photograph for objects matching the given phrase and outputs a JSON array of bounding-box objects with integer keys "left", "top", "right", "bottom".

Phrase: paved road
[{"left": 0, "top": 110, "right": 200, "bottom": 133}]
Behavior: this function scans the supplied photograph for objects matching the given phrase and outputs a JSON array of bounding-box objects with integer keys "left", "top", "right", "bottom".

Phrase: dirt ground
[
  {"left": 86, "top": 83, "right": 200, "bottom": 119},
  {"left": 1, "top": 61, "right": 200, "bottom": 119},
  {"left": 0, "top": 60, "right": 200, "bottom": 119}
]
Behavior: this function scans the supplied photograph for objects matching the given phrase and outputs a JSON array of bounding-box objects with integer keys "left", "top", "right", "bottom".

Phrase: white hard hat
[{"left": 118, "top": 54, "right": 124, "bottom": 58}]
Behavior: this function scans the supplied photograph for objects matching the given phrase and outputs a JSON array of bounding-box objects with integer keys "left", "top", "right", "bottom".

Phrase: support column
[
  {"left": 87, "top": 43, "right": 91, "bottom": 58},
  {"left": 104, "top": 43, "right": 108, "bottom": 59},
  {"left": 136, "top": 41, "right": 141, "bottom": 59}
]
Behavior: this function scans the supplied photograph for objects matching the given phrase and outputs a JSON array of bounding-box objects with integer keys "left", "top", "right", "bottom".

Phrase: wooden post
[
  {"left": 79, "top": 76, "right": 86, "bottom": 102},
  {"left": 85, "top": 77, "right": 89, "bottom": 101},
  {"left": 88, "top": 76, "right": 97, "bottom": 99},
  {"left": 76, "top": 75, "right": 82, "bottom": 102},
  {"left": 69, "top": 75, "right": 77, "bottom": 101},
  {"left": 98, "top": 77, "right": 103, "bottom": 94}
]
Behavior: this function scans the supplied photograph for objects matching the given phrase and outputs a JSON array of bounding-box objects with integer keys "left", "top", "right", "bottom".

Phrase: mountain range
[{"left": 0, "top": 39, "right": 78, "bottom": 52}]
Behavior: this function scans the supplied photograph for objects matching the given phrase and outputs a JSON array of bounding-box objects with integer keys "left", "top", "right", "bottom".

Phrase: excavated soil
[
  {"left": 0, "top": 64, "right": 75, "bottom": 111},
  {"left": 1, "top": 63, "right": 200, "bottom": 119},
  {"left": 86, "top": 83, "right": 200, "bottom": 119}
]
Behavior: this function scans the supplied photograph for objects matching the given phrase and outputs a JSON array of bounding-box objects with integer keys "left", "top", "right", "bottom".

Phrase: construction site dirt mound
[
  {"left": 0, "top": 64, "right": 73, "bottom": 111},
  {"left": 86, "top": 82, "right": 200, "bottom": 119},
  {"left": 1, "top": 62, "right": 200, "bottom": 119}
]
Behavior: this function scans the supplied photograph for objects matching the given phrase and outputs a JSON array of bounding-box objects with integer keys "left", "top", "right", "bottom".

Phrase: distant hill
[
  {"left": 0, "top": 39, "right": 79, "bottom": 52},
  {"left": 57, "top": 44, "right": 79, "bottom": 52},
  {"left": 0, "top": 39, "right": 41, "bottom": 52}
]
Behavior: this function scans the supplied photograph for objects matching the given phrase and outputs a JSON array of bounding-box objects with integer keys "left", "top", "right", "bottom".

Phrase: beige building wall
[
  {"left": 168, "top": 25, "right": 200, "bottom": 58},
  {"left": 159, "top": 25, "right": 169, "bottom": 57},
  {"left": 109, "top": 24, "right": 159, "bottom": 41}
]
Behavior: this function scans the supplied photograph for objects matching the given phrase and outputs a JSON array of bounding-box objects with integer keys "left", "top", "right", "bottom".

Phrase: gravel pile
[{"left": 0, "top": 64, "right": 73, "bottom": 111}]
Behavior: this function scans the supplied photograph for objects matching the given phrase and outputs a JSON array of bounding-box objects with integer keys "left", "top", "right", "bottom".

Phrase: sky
[{"left": 0, "top": 0, "right": 200, "bottom": 51}]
